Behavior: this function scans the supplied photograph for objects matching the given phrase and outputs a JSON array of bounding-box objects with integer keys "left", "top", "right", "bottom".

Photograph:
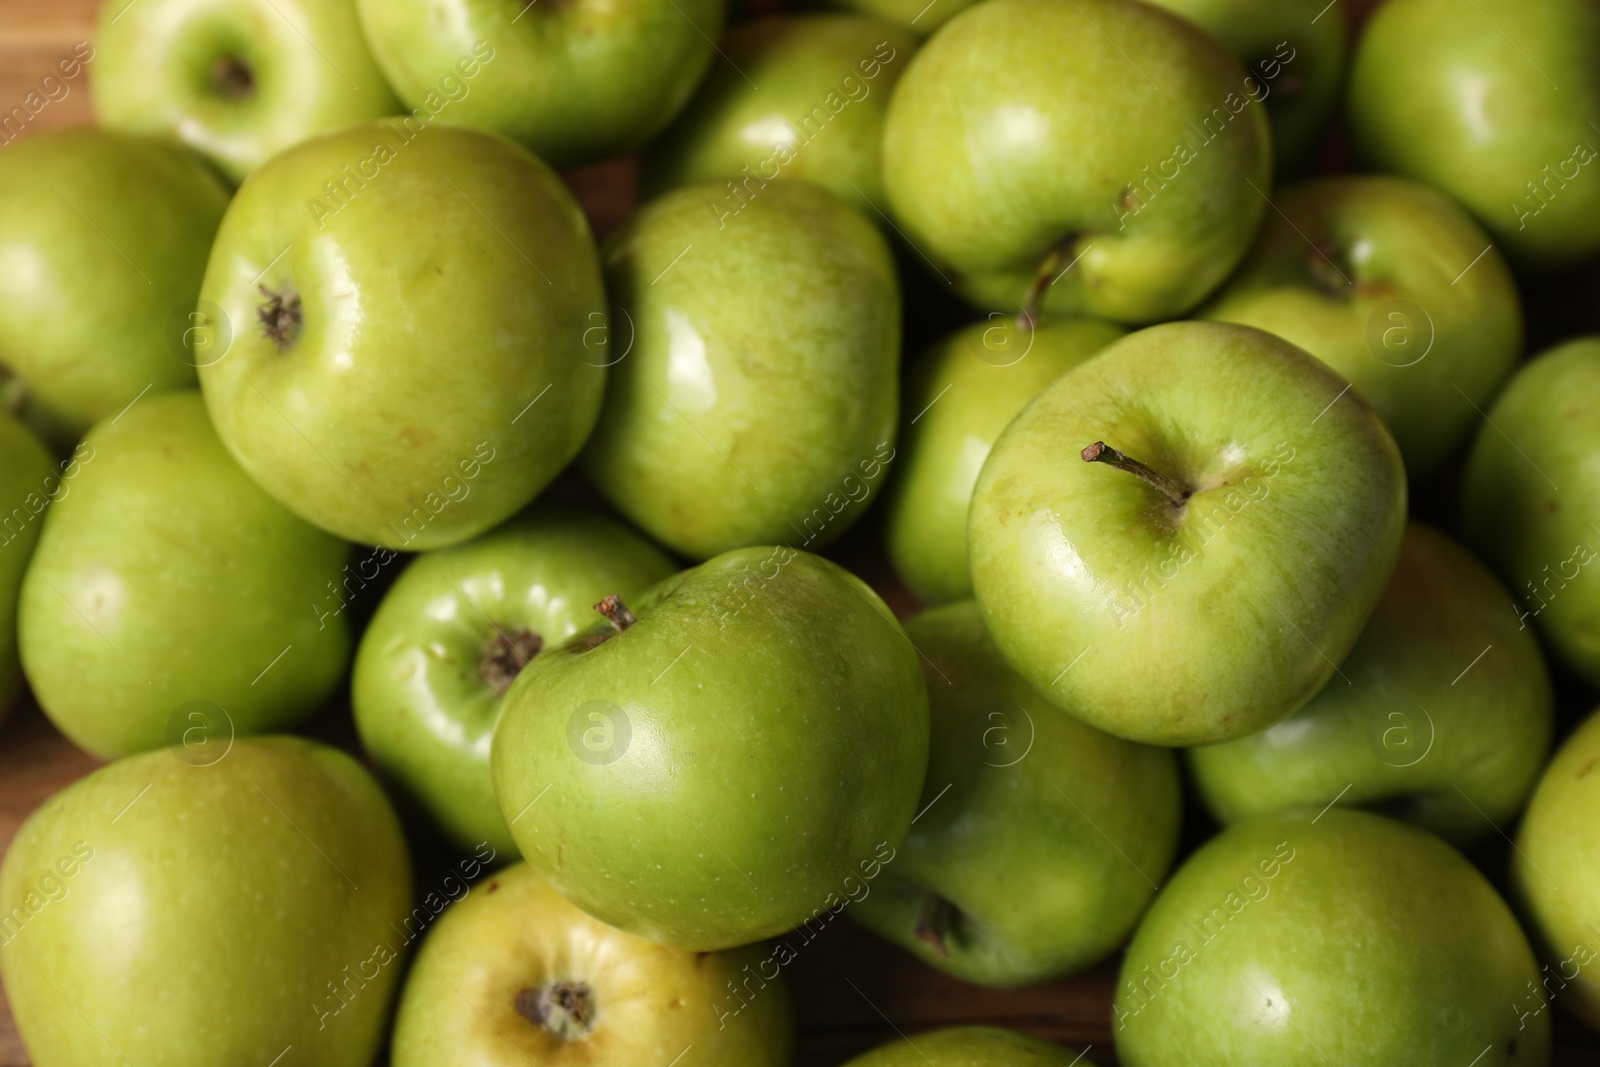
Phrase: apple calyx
[
  {"left": 915, "top": 894, "right": 953, "bottom": 958},
  {"left": 594, "top": 595, "right": 637, "bottom": 634},
  {"left": 480, "top": 628, "right": 543, "bottom": 697},
  {"left": 514, "top": 979, "right": 597, "bottom": 1041},
  {"left": 257, "top": 285, "right": 303, "bottom": 351},
  {"left": 210, "top": 55, "right": 256, "bottom": 100},
  {"left": 1081, "top": 442, "right": 1190, "bottom": 508}
]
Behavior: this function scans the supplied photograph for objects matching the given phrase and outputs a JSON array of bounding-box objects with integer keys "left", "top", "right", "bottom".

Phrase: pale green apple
[
  {"left": 0, "top": 737, "right": 413, "bottom": 1066},
  {"left": 1188, "top": 522, "right": 1552, "bottom": 844},
  {"left": 884, "top": 316, "right": 1126, "bottom": 605},
  {"left": 843, "top": 1027, "right": 1096, "bottom": 1066},
  {"left": 1115, "top": 808, "right": 1548, "bottom": 1065},
  {"left": 1203, "top": 175, "right": 1522, "bottom": 478},
  {"left": 1348, "top": 0, "right": 1600, "bottom": 269},
  {"left": 1459, "top": 338, "right": 1600, "bottom": 686},
  {"left": 198, "top": 120, "right": 607, "bottom": 550},
  {"left": 852, "top": 600, "right": 1180, "bottom": 986},
  {"left": 94, "top": 0, "right": 400, "bottom": 181},
  {"left": 582, "top": 180, "right": 899, "bottom": 560},
  {"left": 493, "top": 546, "right": 928, "bottom": 950},
  {"left": 881, "top": 0, "right": 1271, "bottom": 324},
  {"left": 17, "top": 391, "right": 350, "bottom": 758},
  {"left": 392, "top": 862, "right": 794, "bottom": 1066},
  {"left": 356, "top": 0, "right": 724, "bottom": 168},
  {"left": 0, "top": 412, "right": 55, "bottom": 720},
  {"left": 0, "top": 127, "right": 227, "bottom": 434},
  {"left": 353, "top": 503, "right": 676, "bottom": 857},
  {"left": 969, "top": 321, "right": 1406, "bottom": 746}
]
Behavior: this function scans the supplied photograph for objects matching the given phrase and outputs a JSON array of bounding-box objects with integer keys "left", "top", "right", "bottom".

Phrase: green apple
[
  {"left": 813, "top": 0, "right": 971, "bottom": 37},
  {"left": 969, "top": 321, "right": 1406, "bottom": 746},
  {"left": 356, "top": 0, "right": 724, "bottom": 168},
  {"left": 1115, "top": 808, "right": 1548, "bottom": 1064},
  {"left": 393, "top": 861, "right": 794, "bottom": 1065},
  {"left": 844, "top": 1027, "right": 1094, "bottom": 1065},
  {"left": 0, "top": 412, "right": 55, "bottom": 721},
  {"left": 353, "top": 503, "right": 676, "bottom": 857},
  {"left": 1142, "top": 0, "right": 1347, "bottom": 175},
  {"left": 0, "top": 736, "right": 413, "bottom": 1066},
  {"left": 1459, "top": 338, "right": 1600, "bottom": 686},
  {"left": 881, "top": 0, "right": 1271, "bottom": 324},
  {"left": 17, "top": 391, "right": 350, "bottom": 758},
  {"left": 493, "top": 546, "right": 928, "bottom": 950},
  {"left": 0, "top": 127, "right": 227, "bottom": 435},
  {"left": 1188, "top": 521, "right": 1552, "bottom": 844},
  {"left": 642, "top": 16, "right": 918, "bottom": 215},
  {"left": 582, "top": 180, "right": 900, "bottom": 560},
  {"left": 93, "top": 0, "right": 400, "bottom": 181},
  {"left": 1202, "top": 175, "right": 1522, "bottom": 479},
  {"left": 198, "top": 120, "right": 607, "bottom": 551},
  {"left": 1348, "top": 0, "right": 1600, "bottom": 269},
  {"left": 1513, "top": 706, "right": 1600, "bottom": 1031},
  {"left": 852, "top": 600, "right": 1180, "bottom": 986},
  {"left": 884, "top": 316, "right": 1126, "bottom": 605}
]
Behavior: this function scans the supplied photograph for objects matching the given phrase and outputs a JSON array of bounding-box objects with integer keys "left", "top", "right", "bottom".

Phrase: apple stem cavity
[
  {"left": 594, "top": 594, "right": 637, "bottom": 633},
  {"left": 210, "top": 55, "right": 255, "bottom": 100},
  {"left": 915, "top": 894, "right": 953, "bottom": 958},
  {"left": 257, "top": 284, "right": 303, "bottom": 351},
  {"left": 480, "top": 628, "right": 543, "bottom": 697},
  {"left": 1081, "top": 441, "right": 1190, "bottom": 508},
  {"left": 514, "top": 979, "right": 596, "bottom": 1041}
]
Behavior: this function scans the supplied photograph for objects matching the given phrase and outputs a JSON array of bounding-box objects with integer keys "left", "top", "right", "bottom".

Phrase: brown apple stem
[
  {"left": 210, "top": 55, "right": 255, "bottom": 99},
  {"left": 594, "top": 594, "right": 636, "bottom": 633},
  {"left": 257, "top": 285, "right": 302, "bottom": 350},
  {"left": 480, "top": 628, "right": 543, "bottom": 697},
  {"left": 915, "top": 894, "right": 952, "bottom": 958},
  {"left": 514, "top": 980, "right": 596, "bottom": 1040},
  {"left": 1018, "top": 234, "right": 1080, "bottom": 329},
  {"left": 1081, "top": 441, "right": 1189, "bottom": 508}
]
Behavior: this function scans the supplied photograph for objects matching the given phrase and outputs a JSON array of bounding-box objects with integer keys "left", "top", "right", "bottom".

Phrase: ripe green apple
[
  {"left": 0, "top": 736, "right": 413, "bottom": 1066},
  {"left": 642, "top": 16, "right": 919, "bottom": 215},
  {"left": 842, "top": 1026, "right": 1096, "bottom": 1066},
  {"left": 0, "top": 128, "right": 227, "bottom": 435},
  {"left": 17, "top": 391, "right": 350, "bottom": 758},
  {"left": 1115, "top": 808, "right": 1548, "bottom": 1065},
  {"left": 198, "top": 120, "right": 607, "bottom": 551},
  {"left": 93, "top": 0, "right": 400, "bottom": 181},
  {"left": 353, "top": 503, "right": 676, "bottom": 857},
  {"left": 1513, "top": 706, "right": 1600, "bottom": 1031},
  {"left": 884, "top": 316, "right": 1126, "bottom": 605},
  {"left": 0, "top": 412, "right": 55, "bottom": 721},
  {"left": 1188, "top": 521, "right": 1553, "bottom": 844},
  {"left": 1348, "top": 0, "right": 1600, "bottom": 269},
  {"left": 817, "top": 0, "right": 972, "bottom": 37},
  {"left": 969, "top": 321, "right": 1406, "bottom": 746},
  {"left": 881, "top": 0, "right": 1270, "bottom": 324},
  {"left": 1203, "top": 175, "right": 1522, "bottom": 479},
  {"left": 852, "top": 600, "right": 1180, "bottom": 986},
  {"left": 582, "top": 180, "right": 899, "bottom": 560},
  {"left": 1142, "top": 0, "right": 1346, "bottom": 175},
  {"left": 392, "top": 862, "right": 794, "bottom": 1065},
  {"left": 356, "top": 0, "right": 724, "bottom": 168},
  {"left": 492, "top": 546, "right": 929, "bottom": 950},
  {"left": 1459, "top": 337, "right": 1600, "bottom": 687}
]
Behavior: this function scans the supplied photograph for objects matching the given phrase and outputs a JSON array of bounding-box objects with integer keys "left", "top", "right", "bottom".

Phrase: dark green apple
[
  {"left": 0, "top": 128, "right": 227, "bottom": 434},
  {"left": 0, "top": 412, "right": 55, "bottom": 721},
  {"left": 969, "top": 321, "right": 1406, "bottom": 746},
  {"left": 198, "top": 121, "right": 607, "bottom": 550},
  {"left": 17, "top": 391, "right": 350, "bottom": 758},
  {"left": 0, "top": 737, "right": 413, "bottom": 1066},
  {"left": 582, "top": 180, "right": 899, "bottom": 560},
  {"left": 843, "top": 1026, "right": 1096, "bottom": 1065},
  {"left": 353, "top": 503, "right": 676, "bottom": 857},
  {"left": 492, "top": 546, "right": 929, "bottom": 950},
  {"left": 1115, "top": 808, "right": 1548, "bottom": 1065},
  {"left": 881, "top": 0, "right": 1270, "bottom": 324},
  {"left": 1188, "top": 522, "right": 1553, "bottom": 844},
  {"left": 392, "top": 862, "right": 794, "bottom": 1065},
  {"left": 1203, "top": 175, "right": 1522, "bottom": 478},
  {"left": 852, "top": 600, "right": 1180, "bottom": 986},
  {"left": 884, "top": 316, "right": 1126, "bottom": 605}
]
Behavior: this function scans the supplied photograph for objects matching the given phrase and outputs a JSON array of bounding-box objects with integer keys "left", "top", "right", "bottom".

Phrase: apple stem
[
  {"left": 480, "top": 628, "right": 543, "bottom": 697},
  {"left": 1081, "top": 441, "right": 1190, "bottom": 508},
  {"left": 257, "top": 285, "right": 303, "bottom": 351},
  {"left": 1019, "top": 234, "right": 1081, "bottom": 328},
  {"left": 594, "top": 595, "right": 636, "bottom": 633},
  {"left": 210, "top": 55, "right": 255, "bottom": 100},
  {"left": 915, "top": 894, "right": 952, "bottom": 958},
  {"left": 514, "top": 980, "right": 596, "bottom": 1040}
]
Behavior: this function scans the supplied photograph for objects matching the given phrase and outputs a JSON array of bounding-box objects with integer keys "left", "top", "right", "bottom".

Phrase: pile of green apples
[{"left": 1, "top": 0, "right": 1600, "bottom": 1062}]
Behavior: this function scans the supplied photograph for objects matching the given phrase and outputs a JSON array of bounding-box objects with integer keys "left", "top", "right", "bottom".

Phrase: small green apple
[
  {"left": 198, "top": 120, "right": 607, "bottom": 551},
  {"left": 881, "top": 0, "right": 1271, "bottom": 323},
  {"left": 884, "top": 316, "right": 1126, "bottom": 605},
  {"left": 1348, "top": 0, "right": 1600, "bottom": 269},
  {"left": 0, "top": 127, "right": 227, "bottom": 434},
  {"left": 392, "top": 861, "right": 794, "bottom": 1065},
  {"left": 93, "top": 0, "right": 400, "bottom": 181},
  {"left": 582, "top": 180, "right": 900, "bottom": 560},
  {"left": 1188, "top": 521, "right": 1553, "bottom": 844},
  {"left": 969, "top": 321, "right": 1406, "bottom": 746},
  {"left": 356, "top": 0, "right": 724, "bottom": 168},
  {"left": 1115, "top": 808, "right": 1548, "bottom": 1065},
  {"left": 17, "top": 391, "right": 350, "bottom": 758},
  {"left": 0, "top": 412, "right": 55, "bottom": 721},
  {"left": 842, "top": 1026, "right": 1096, "bottom": 1066},
  {"left": 852, "top": 600, "right": 1180, "bottom": 986},
  {"left": 0, "top": 736, "right": 413, "bottom": 1066},
  {"left": 1203, "top": 175, "right": 1522, "bottom": 478},
  {"left": 1459, "top": 337, "right": 1600, "bottom": 686},
  {"left": 492, "top": 546, "right": 928, "bottom": 950},
  {"left": 353, "top": 502, "right": 676, "bottom": 857}
]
